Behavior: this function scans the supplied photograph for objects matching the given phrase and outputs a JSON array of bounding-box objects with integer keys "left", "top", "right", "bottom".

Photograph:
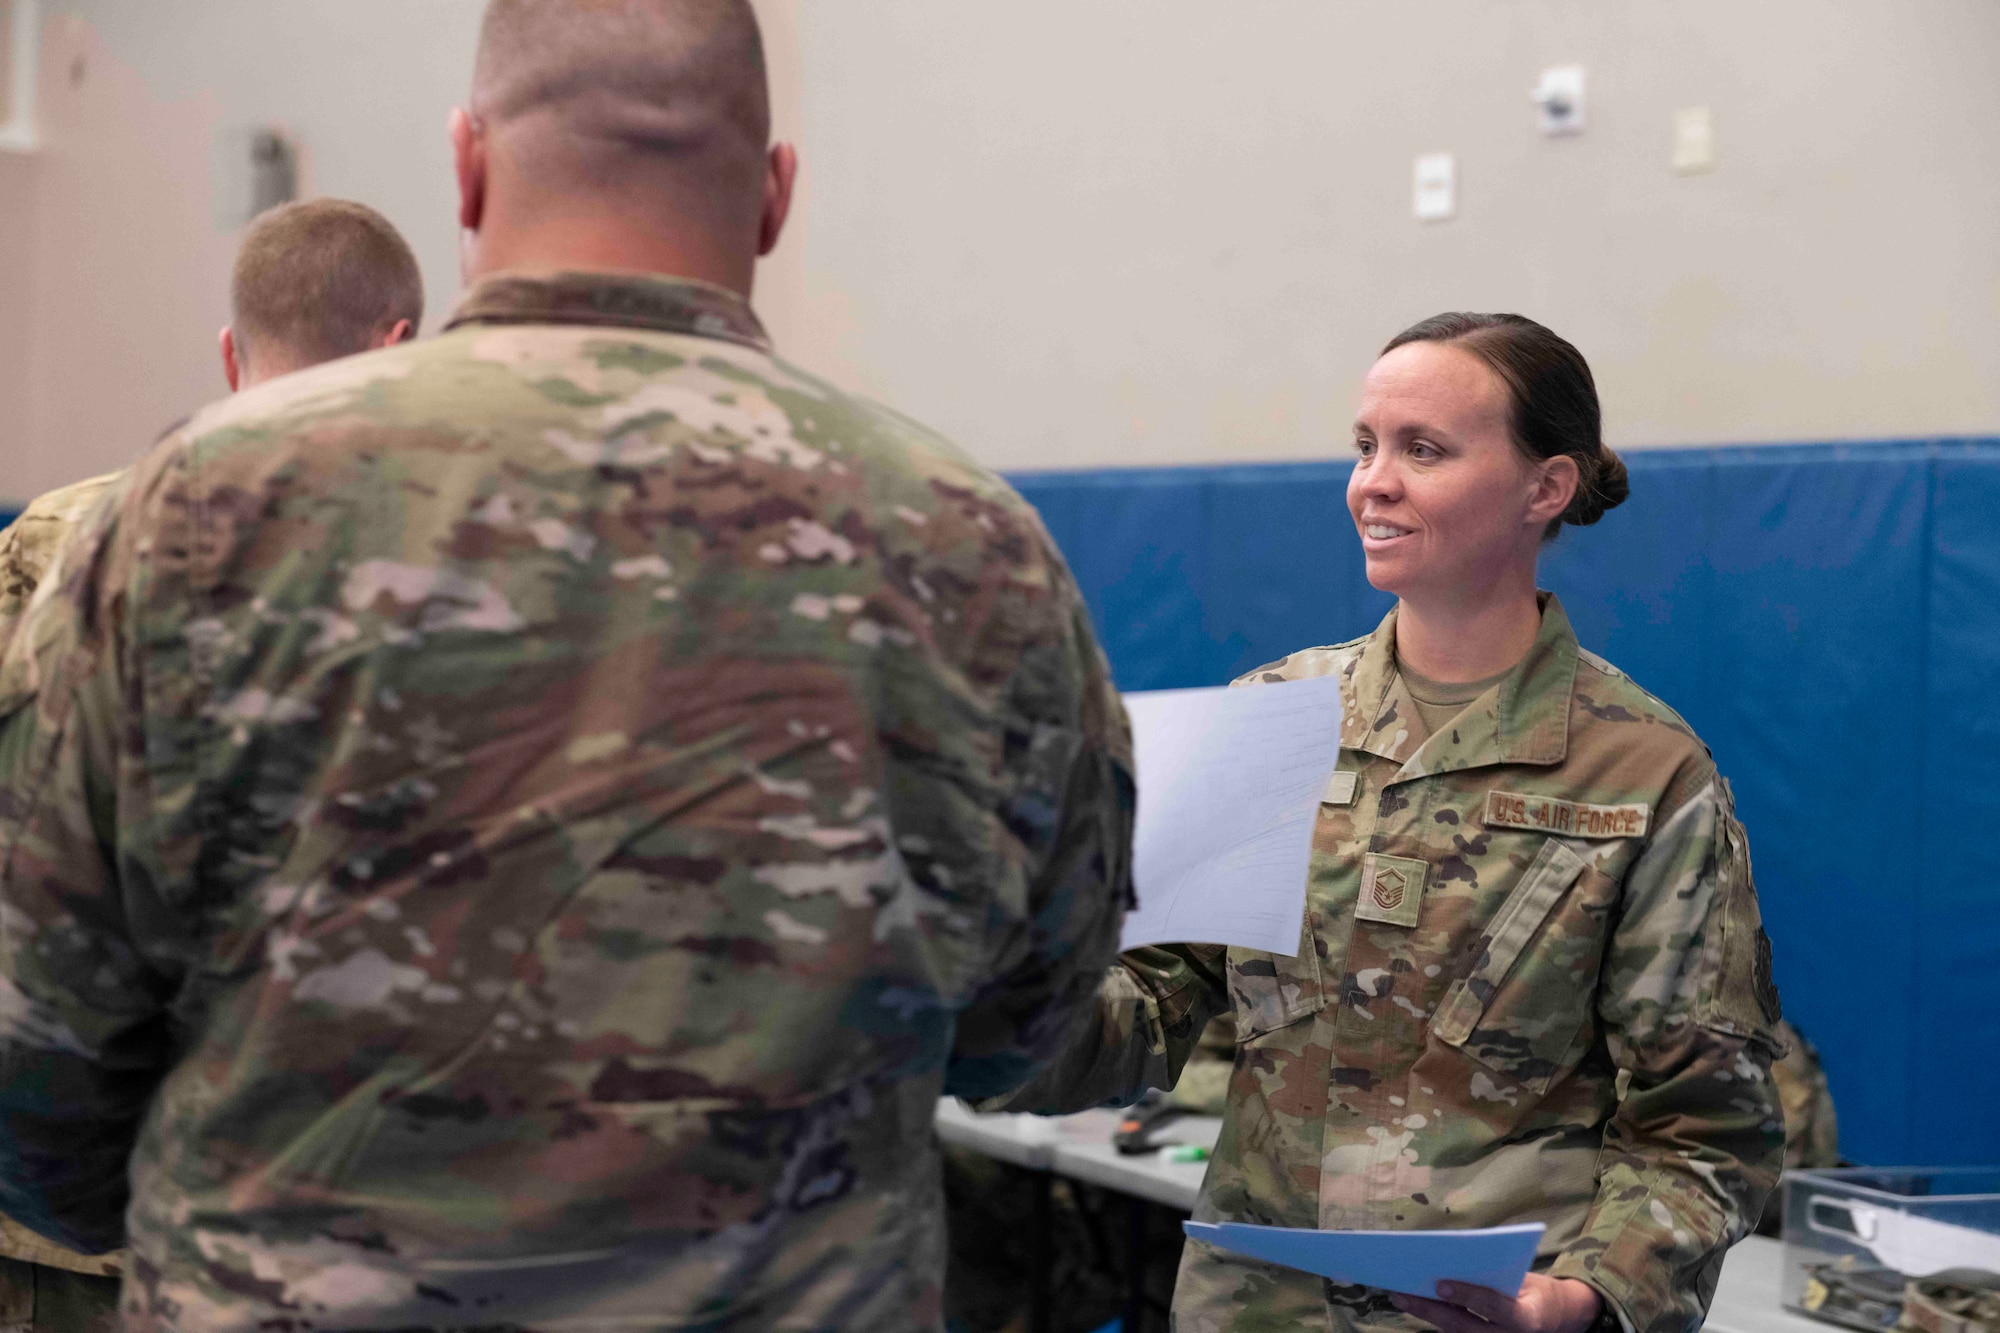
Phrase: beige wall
[
  {"left": 0, "top": 2, "right": 485, "bottom": 502},
  {"left": 0, "top": 151, "right": 32, "bottom": 461},
  {"left": 778, "top": 0, "right": 2000, "bottom": 469},
  {"left": 3, "top": 0, "right": 1997, "bottom": 501}
]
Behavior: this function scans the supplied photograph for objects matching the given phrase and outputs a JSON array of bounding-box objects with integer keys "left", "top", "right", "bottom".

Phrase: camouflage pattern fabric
[
  {"left": 1903, "top": 1273, "right": 2000, "bottom": 1333},
  {"left": 0, "top": 270, "right": 1133, "bottom": 1333},
  {"left": 1759, "top": 1018, "right": 1840, "bottom": 1235},
  {"left": 994, "top": 596, "right": 1786, "bottom": 1333},
  {"left": 0, "top": 474, "right": 131, "bottom": 1303},
  {"left": 1772, "top": 1019, "right": 1839, "bottom": 1172},
  {"left": 0, "top": 472, "right": 124, "bottom": 652},
  {"left": 1165, "top": 1015, "right": 1235, "bottom": 1116}
]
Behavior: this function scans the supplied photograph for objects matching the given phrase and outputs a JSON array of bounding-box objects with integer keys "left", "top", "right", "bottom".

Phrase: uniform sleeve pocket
[
  {"left": 1228, "top": 911, "right": 1325, "bottom": 1042},
  {"left": 1431, "top": 837, "right": 1589, "bottom": 1050},
  {"left": 1696, "top": 809, "right": 1785, "bottom": 1049}
]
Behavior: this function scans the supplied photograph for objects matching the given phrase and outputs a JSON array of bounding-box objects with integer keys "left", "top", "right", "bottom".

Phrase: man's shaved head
[{"left": 471, "top": 0, "right": 771, "bottom": 229}]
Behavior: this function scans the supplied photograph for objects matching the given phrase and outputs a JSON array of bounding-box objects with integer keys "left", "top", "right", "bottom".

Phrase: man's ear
[
  {"left": 757, "top": 142, "right": 798, "bottom": 258},
  {"left": 376, "top": 318, "right": 416, "bottom": 350},
  {"left": 220, "top": 326, "right": 243, "bottom": 393},
  {"left": 450, "top": 107, "right": 487, "bottom": 234},
  {"left": 1527, "top": 454, "right": 1580, "bottom": 529}
]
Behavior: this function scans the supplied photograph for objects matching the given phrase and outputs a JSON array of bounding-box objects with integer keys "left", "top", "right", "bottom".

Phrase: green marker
[{"left": 1168, "top": 1145, "right": 1210, "bottom": 1164}]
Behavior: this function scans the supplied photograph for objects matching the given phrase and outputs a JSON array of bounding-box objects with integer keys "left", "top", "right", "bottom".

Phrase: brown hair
[
  {"left": 1382, "top": 312, "right": 1629, "bottom": 536},
  {"left": 231, "top": 198, "right": 424, "bottom": 370}
]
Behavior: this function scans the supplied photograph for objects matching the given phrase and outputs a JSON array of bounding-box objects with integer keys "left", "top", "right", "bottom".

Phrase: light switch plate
[
  {"left": 1673, "top": 106, "right": 1716, "bottom": 174},
  {"left": 1414, "top": 152, "right": 1455, "bottom": 222},
  {"left": 1533, "top": 66, "right": 1586, "bottom": 136}
]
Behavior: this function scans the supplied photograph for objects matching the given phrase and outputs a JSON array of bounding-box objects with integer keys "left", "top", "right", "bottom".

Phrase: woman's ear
[{"left": 1527, "top": 454, "right": 1581, "bottom": 529}]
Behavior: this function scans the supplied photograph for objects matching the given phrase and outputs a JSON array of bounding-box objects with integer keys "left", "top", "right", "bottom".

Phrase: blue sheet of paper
[{"left": 1182, "top": 1220, "right": 1546, "bottom": 1299}]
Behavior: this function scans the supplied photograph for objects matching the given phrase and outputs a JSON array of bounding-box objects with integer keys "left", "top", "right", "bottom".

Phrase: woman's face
[{"left": 1346, "top": 341, "right": 1572, "bottom": 604}]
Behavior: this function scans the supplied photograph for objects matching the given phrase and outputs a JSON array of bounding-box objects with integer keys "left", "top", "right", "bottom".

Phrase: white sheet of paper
[{"left": 1119, "top": 675, "right": 1345, "bottom": 956}]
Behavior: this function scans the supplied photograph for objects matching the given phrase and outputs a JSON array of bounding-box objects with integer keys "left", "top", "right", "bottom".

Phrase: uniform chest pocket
[
  {"left": 1228, "top": 910, "right": 1326, "bottom": 1042},
  {"left": 1429, "top": 837, "right": 1593, "bottom": 1094}
]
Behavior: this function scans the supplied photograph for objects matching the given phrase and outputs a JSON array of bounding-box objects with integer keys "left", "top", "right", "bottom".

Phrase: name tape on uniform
[
  {"left": 1482, "top": 790, "right": 1650, "bottom": 840},
  {"left": 1322, "top": 771, "right": 1360, "bottom": 806}
]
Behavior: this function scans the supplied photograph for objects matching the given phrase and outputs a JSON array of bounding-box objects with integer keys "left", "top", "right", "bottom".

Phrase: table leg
[
  {"left": 1032, "top": 1172, "right": 1053, "bottom": 1333},
  {"left": 1123, "top": 1195, "right": 1146, "bottom": 1333}
]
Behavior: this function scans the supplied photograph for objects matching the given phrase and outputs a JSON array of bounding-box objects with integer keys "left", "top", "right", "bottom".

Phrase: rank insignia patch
[{"left": 1357, "top": 853, "right": 1427, "bottom": 928}]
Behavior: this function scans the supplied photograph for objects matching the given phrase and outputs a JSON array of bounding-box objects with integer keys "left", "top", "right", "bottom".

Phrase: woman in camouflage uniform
[{"left": 998, "top": 314, "right": 1787, "bottom": 1333}]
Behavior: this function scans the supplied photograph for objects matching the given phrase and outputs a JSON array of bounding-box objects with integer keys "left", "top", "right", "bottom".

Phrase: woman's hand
[{"left": 1390, "top": 1274, "right": 1605, "bottom": 1333}]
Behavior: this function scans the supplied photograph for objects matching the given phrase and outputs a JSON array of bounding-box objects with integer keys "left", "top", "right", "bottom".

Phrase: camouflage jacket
[
  {"left": 0, "top": 271, "right": 1132, "bottom": 1332},
  {"left": 997, "top": 596, "right": 1785, "bottom": 1333},
  {"left": 0, "top": 472, "right": 130, "bottom": 1281},
  {"left": 0, "top": 471, "right": 124, "bottom": 644}
]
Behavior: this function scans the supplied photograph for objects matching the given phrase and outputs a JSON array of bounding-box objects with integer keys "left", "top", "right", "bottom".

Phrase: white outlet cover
[
  {"left": 1414, "top": 153, "right": 1455, "bottom": 222},
  {"left": 1533, "top": 65, "right": 1586, "bottom": 136},
  {"left": 1673, "top": 106, "right": 1716, "bottom": 173}
]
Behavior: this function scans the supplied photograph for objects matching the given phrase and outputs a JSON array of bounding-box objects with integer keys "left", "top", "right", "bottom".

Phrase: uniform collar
[
  {"left": 444, "top": 270, "right": 772, "bottom": 352},
  {"left": 1343, "top": 592, "right": 1580, "bottom": 779}
]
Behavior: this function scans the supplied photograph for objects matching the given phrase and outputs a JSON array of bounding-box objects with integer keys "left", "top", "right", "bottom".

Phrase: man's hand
[{"left": 1389, "top": 1273, "right": 1605, "bottom": 1333}]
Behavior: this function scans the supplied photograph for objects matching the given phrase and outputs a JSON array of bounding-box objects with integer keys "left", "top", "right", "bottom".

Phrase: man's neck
[
  {"left": 1393, "top": 577, "right": 1543, "bottom": 684},
  {"left": 466, "top": 212, "right": 754, "bottom": 298}
]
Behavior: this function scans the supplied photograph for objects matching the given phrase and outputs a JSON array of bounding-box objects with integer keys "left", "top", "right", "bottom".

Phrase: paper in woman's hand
[
  {"left": 1182, "top": 1220, "right": 1546, "bottom": 1299},
  {"left": 1119, "top": 675, "right": 1344, "bottom": 956}
]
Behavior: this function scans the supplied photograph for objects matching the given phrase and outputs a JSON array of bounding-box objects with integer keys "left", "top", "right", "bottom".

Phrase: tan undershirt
[{"left": 1396, "top": 660, "right": 1511, "bottom": 740}]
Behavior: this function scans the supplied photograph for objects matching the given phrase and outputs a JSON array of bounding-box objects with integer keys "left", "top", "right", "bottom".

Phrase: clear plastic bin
[{"left": 1782, "top": 1167, "right": 2000, "bottom": 1332}]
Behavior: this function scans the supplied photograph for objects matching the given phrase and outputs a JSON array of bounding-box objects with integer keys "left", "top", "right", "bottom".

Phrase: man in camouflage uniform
[
  {"left": 0, "top": 2, "right": 1131, "bottom": 1330},
  {"left": 997, "top": 595, "right": 1785, "bottom": 1333},
  {"left": 0, "top": 200, "right": 422, "bottom": 1333},
  {"left": 0, "top": 196, "right": 422, "bottom": 657}
]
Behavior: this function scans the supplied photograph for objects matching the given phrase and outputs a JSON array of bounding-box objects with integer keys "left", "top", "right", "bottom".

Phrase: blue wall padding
[
  {"left": 1921, "top": 442, "right": 2000, "bottom": 1165},
  {"left": 1011, "top": 439, "right": 2000, "bottom": 1167}
]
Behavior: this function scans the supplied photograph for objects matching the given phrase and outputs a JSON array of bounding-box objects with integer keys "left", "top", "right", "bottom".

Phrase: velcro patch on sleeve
[{"left": 1482, "top": 790, "right": 1650, "bottom": 839}]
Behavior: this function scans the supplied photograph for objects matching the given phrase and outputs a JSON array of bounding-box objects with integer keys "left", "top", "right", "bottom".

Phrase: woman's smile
[{"left": 1360, "top": 520, "right": 1417, "bottom": 547}]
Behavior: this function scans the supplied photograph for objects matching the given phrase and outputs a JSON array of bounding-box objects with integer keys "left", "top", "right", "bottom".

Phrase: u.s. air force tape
[{"left": 1482, "top": 790, "right": 1650, "bottom": 839}]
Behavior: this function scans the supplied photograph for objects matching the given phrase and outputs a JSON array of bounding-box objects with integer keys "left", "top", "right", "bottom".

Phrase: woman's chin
[{"left": 1361, "top": 554, "right": 1418, "bottom": 596}]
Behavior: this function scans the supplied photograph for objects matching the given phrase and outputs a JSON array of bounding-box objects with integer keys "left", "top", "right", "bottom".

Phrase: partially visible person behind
[
  {"left": 217, "top": 196, "right": 422, "bottom": 393},
  {"left": 1759, "top": 1017, "right": 1842, "bottom": 1235},
  {"left": 0, "top": 197, "right": 422, "bottom": 649},
  {"left": 0, "top": 3, "right": 1131, "bottom": 1331},
  {"left": 0, "top": 196, "right": 420, "bottom": 1333}
]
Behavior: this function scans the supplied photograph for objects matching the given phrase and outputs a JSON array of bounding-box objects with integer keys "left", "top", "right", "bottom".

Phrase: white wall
[
  {"left": 0, "top": 151, "right": 32, "bottom": 447},
  {"left": 2, "top": 0, "right": 1997, "bottom": 500},
  {"left": 779, "top": 1, "right": 2000, "bottom": 469}
]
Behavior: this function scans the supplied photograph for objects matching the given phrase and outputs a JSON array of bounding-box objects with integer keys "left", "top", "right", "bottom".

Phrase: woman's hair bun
[
  {"left": 1382, "top": 312, "right": 1624, "bottom": 538},
  {"left": 1565, "top": 444, "right": 1629, "bottom": 527}
]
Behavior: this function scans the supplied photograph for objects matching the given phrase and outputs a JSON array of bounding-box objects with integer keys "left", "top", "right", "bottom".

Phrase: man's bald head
[{"left": 471, "top": 0, "right": 771, "bottom": 233}]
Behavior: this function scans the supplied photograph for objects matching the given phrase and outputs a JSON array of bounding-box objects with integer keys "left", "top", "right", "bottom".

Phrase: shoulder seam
[{"left": 1574, "top": 649, "right": 1703, "bottom": 742}]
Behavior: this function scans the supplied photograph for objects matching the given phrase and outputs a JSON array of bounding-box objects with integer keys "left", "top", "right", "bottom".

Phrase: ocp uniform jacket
[{"left": 996, "top": 594, "right": 1786, "bottom": 1333}]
